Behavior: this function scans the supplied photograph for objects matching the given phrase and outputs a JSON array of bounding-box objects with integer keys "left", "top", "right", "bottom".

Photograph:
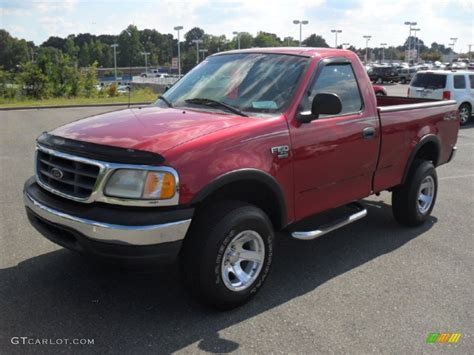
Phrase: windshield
[
  {"left": 156, "top": 53, "right": 309, "bottom": 115},
  {"left": 411, "top": 73, "right": 447, "bottom": 89}
]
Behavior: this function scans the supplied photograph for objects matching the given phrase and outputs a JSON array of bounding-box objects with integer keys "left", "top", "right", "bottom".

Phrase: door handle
[{"left": 362, "top": 127, "right": 376, "bottom": 139}]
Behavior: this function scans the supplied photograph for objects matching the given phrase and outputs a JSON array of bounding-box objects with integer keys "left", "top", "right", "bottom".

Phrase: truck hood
[{"left": 50, "top": 106, "right": 249, "bottom": 154}]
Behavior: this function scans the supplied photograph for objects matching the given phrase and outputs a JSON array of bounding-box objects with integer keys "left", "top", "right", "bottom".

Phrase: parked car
[
  {"left": 368, "top": 66, "right": 399, "bottom": 83},
  {"left": 409, "top": 70, "right": 474, "bottom": 125},
  {"left": 24, "top": 48, "right": 459, "bottom": 309},
  {"left": 372, "top": 84, "right": 387, "bottom": 96},
  {"left": 397, "top": 67, "right": 418, "bottom": 84}
]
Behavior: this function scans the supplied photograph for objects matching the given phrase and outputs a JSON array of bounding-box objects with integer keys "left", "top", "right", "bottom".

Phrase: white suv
[{"left": 408, "top": 70, "right": 474, "bottom": 125}]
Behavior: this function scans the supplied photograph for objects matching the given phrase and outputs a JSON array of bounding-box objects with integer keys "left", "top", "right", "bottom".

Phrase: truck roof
[{"left": 213, "top": 47, "right": 353, "bottom": 58}]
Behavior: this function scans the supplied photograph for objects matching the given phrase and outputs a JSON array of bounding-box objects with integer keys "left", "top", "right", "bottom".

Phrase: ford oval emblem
[{"left": 50, "top": 167, "right": 64, "bottom": 179}]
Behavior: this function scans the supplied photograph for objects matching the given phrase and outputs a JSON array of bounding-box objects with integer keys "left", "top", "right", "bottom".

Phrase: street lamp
[
  {"left": 342, "top": 42, "right": 350, "bottom": 50},
  {"left": 380, "top": 43, "right": 387, "bottom": 62},
  {"left": 404, "top": 21, "right": 417, "bottom": 62},
  {"left": 412, "top": 28, "right": 420, "bottom": 62},
  {"left": 199, "top": 49, "right": 208, "bottom": 61},
  {"left": 331, "top": 29, "right": 342, "bottom": 48},
  {"left": 192, "top": 39, "right": 203, "bottom": 64},
  {"left": 111, "top": 44, "right": 119, "bottom": 82},
  {"left": 174, "top": 26, "right": 183, "bottom": 77},
  {"left": 293, "top": 20, "right": 309, "bottom": 47},
  {"left": 232, "top": 31, "right": 241, "bottom": 49},
  {"left": 141, "top": 51, "right": 150, "bottom": 75},
  {"left": 363, "top": 35, "right": 372, "bottom": 63}
]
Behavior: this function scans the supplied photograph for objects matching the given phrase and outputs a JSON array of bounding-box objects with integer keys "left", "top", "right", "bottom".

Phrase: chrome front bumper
[{"left": 24, "top": 192, "right": 192, "bottom": 246}]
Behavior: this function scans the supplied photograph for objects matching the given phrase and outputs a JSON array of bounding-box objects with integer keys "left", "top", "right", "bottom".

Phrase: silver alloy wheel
[
  {"left": 221, "top": 230, "right": 265, "bottom": 292},
  {"left": 417, "top": 175, "right": 435, "bottom": 214},
  {"left": 459, "top": 106, "right": 470, "bottom": 124}
]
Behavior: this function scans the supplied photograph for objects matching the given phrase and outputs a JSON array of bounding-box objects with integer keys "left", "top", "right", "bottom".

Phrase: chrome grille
[{"left": 36, "top": 149, "right": 100, "bottom": 199}]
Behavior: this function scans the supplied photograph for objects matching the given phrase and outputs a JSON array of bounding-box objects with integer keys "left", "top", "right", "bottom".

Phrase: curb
[{"left": 0, "top": 102, "right": 153, "bottom": 111}]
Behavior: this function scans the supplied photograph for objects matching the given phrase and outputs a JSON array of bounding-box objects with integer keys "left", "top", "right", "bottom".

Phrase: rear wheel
[
  {"left": 182, "top": 201, "right": 274, "bottom": 309},
  {"left": 376, "top": 77, "right": 383, "bottom": 84},
  {"left": 400, "top": 77, "right": 406, "bottom": 84},
  {"left": 459, "top": 103, "right": 471, "bottom": 125},
  {"left": 392, "top": 160, "right": 437, "bottom": 226}
]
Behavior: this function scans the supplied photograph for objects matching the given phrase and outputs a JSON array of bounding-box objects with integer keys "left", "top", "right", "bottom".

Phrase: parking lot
[{"left": 1, "top": 99, "right": 473, "bottom": 353}]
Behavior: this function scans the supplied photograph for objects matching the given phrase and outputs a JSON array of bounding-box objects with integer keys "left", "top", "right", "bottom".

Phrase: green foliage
[
  {"left": 18, "top": 62, "right": 49, "bottom": 98},
  {"left": 0, "top": 30, "right": 31, "bottom": 71},
  {"left": 0, "top": 67, "right": 20, "bottom": 99},
  {"left": 302, "top": 34, "right": 329, "bottom": 48},
  {"left": 254, "top": 32, "right": 281, "bottom": 47},
  {"left": 80, "top": 61, "right": 98, "bottom": 97}
]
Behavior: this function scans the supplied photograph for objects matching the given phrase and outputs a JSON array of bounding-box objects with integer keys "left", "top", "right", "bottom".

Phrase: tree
[
  {"left": 117, "top": 25, "right": 143, "bottom": 67},
  {"left": 80, "top": 61, "right": 98, "bottom": 97},
  {"left": 40, "top": 36, "right": 66, "bottom": 52},
  {"left": 184, "top": 27, "right": 205, "bottom": 48},
  {"left": 18, "top": 62, "right": 49, "bottom": 98},
  {"left": 0, "top": 30, "right": 30, "bottom": 71},
  {"left": 254, "top": 32, "right": 281, "bottom": 47},
  {"left": 302, "top": 34, "right": 329, "bottom": 48},
  {"left": 78, "top": 42, "right": 90, "bottom": 67}
]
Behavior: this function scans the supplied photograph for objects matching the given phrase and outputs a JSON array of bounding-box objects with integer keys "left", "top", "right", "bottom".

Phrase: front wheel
[
  {"left": 182, "top": 201, "right": 274, "bottom": 309},
  {"left": 400, "top": 77, "right": 406, "bottom": 84},
  {"left": 459, "top": 103, "right": 471, "bottom": 125},
  {"left": 392, "top": 160, "right": 438, "bottom": 226}
]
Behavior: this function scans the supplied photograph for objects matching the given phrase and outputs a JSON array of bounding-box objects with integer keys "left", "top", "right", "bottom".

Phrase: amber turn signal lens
[{"left": 143, "top": 172, "right": 176, "bottom": 199}]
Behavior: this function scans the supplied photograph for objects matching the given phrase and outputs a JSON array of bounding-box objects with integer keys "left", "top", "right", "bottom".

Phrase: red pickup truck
[{"left": 24, "top": 48, "right": 459, "bottom": 309}]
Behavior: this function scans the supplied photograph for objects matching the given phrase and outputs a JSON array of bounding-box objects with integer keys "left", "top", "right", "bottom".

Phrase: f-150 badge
[{"left": 271, "top": 145, "right": 289, "bottom": 159}]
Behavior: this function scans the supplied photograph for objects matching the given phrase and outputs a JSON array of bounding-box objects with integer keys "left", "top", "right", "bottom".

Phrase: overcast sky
[{"left": 1, "top": 0, "right": 473, "bottom": 52}]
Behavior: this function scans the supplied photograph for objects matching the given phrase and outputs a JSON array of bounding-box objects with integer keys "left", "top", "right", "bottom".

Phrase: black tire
[
  {"left": 181, "top": 201, "right": 274, "bottom": 309},
  {"left": 392, "top": 160, "right": 438, "bottom": 227},
  {"left": 459, "top": 103, "right": 471, "bottom": 126},
  {"left": 376, "top": 77, "right": 383, "bottom": 84},
  {"left": 400, "top": 77, "right": 406, "bottom": 84}
]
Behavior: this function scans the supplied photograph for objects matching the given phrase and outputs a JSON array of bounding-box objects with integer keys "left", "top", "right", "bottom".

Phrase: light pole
[
  {"left": 380, "top": 43, "right": 387, "bottom": 62},
  {"left": 141, "top": 51, "right": 150, "bottom": 75},
  {"left": 232, "top": 31, "right": 241, "bottom": 49},
  {"left": 404, "top": 21, "right": 417, "bottom": 62},
  {"left": 363, "top": 35, "right": 372, "bottom": 63},
  {"left": 174, "top": 26, "right": 183, "bottom": 77},
  {"left": 293, "top": 20, "right": 309, "bottom": 47},
  {"left": 192, "top": 39, "right": 203, "bottom": 64},
  {"left": 331, "top": 29, "right": 342, "bottom": 48},
  {"left": 412, "top": 28, "right": 420, "bottom": 62},
  {"left": 111, "top": 44, "right": 119, "bottom": 82},
  {"left": 342, "top": 42, "right": 350, "bottom": 50},
  {"left": 199, "top": 49, "right": 208, "bottom": 61},
  {"left": 450, "top": 37, "right": 458, "bottom": 62},
  {"left": 468, "top": 44, "right": 473, "bottom": 59}
]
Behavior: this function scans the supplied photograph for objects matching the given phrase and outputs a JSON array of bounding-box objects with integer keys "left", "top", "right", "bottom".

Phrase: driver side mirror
[{"left": 297, "top": 93, "right": 342, "bottom": 123}]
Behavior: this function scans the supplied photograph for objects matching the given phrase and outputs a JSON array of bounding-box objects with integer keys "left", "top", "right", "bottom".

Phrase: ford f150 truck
[{"left": 24, "top": 48, "right": 459, "bottom": 309}]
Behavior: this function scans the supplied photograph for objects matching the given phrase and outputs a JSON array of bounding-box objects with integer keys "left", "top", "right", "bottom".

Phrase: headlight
[{"left": 104, "top": 169, "right": 176, "bottom": 200}]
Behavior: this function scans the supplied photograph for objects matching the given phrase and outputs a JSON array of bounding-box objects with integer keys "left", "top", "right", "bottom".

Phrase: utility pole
[{"left": 192, "top": 39, "right": 203, "bottom": 65}]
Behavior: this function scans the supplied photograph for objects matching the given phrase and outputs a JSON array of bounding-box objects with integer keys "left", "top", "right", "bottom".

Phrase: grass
[{"left": 0, "top": 89, "right": 157, "bottom": 108}]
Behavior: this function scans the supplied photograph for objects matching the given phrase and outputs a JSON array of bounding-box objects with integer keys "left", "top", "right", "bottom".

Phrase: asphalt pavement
[{"left": 0, "top": 96, "right": 473, "bottom": 354}]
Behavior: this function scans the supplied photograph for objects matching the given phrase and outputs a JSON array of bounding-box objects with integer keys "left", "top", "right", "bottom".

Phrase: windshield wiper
[
  {"left": 157, "top": 95, "right": 173, "bottom": 107},
  {"left": 185, "top": 98, "right": 248, "bottom": 117}
]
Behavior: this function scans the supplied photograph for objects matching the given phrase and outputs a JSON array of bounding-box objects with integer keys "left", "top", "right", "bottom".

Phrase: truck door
[{"left": 289, "top": 58, "right": 380, "bottom": 220}]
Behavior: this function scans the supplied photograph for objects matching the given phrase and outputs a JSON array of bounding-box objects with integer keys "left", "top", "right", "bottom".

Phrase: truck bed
[{"left": 373, "top": 96, "right": 459, "bottom": 192}]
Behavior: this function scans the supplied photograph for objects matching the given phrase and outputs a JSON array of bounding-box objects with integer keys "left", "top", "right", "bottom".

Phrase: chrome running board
[{"left": 291, "top": 202, "right": 367, "bottom": 241}]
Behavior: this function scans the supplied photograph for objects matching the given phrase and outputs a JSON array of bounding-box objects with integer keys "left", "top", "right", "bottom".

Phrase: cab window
[{"left": 304, "top": 63, "right": 363, "bottom": 116}]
